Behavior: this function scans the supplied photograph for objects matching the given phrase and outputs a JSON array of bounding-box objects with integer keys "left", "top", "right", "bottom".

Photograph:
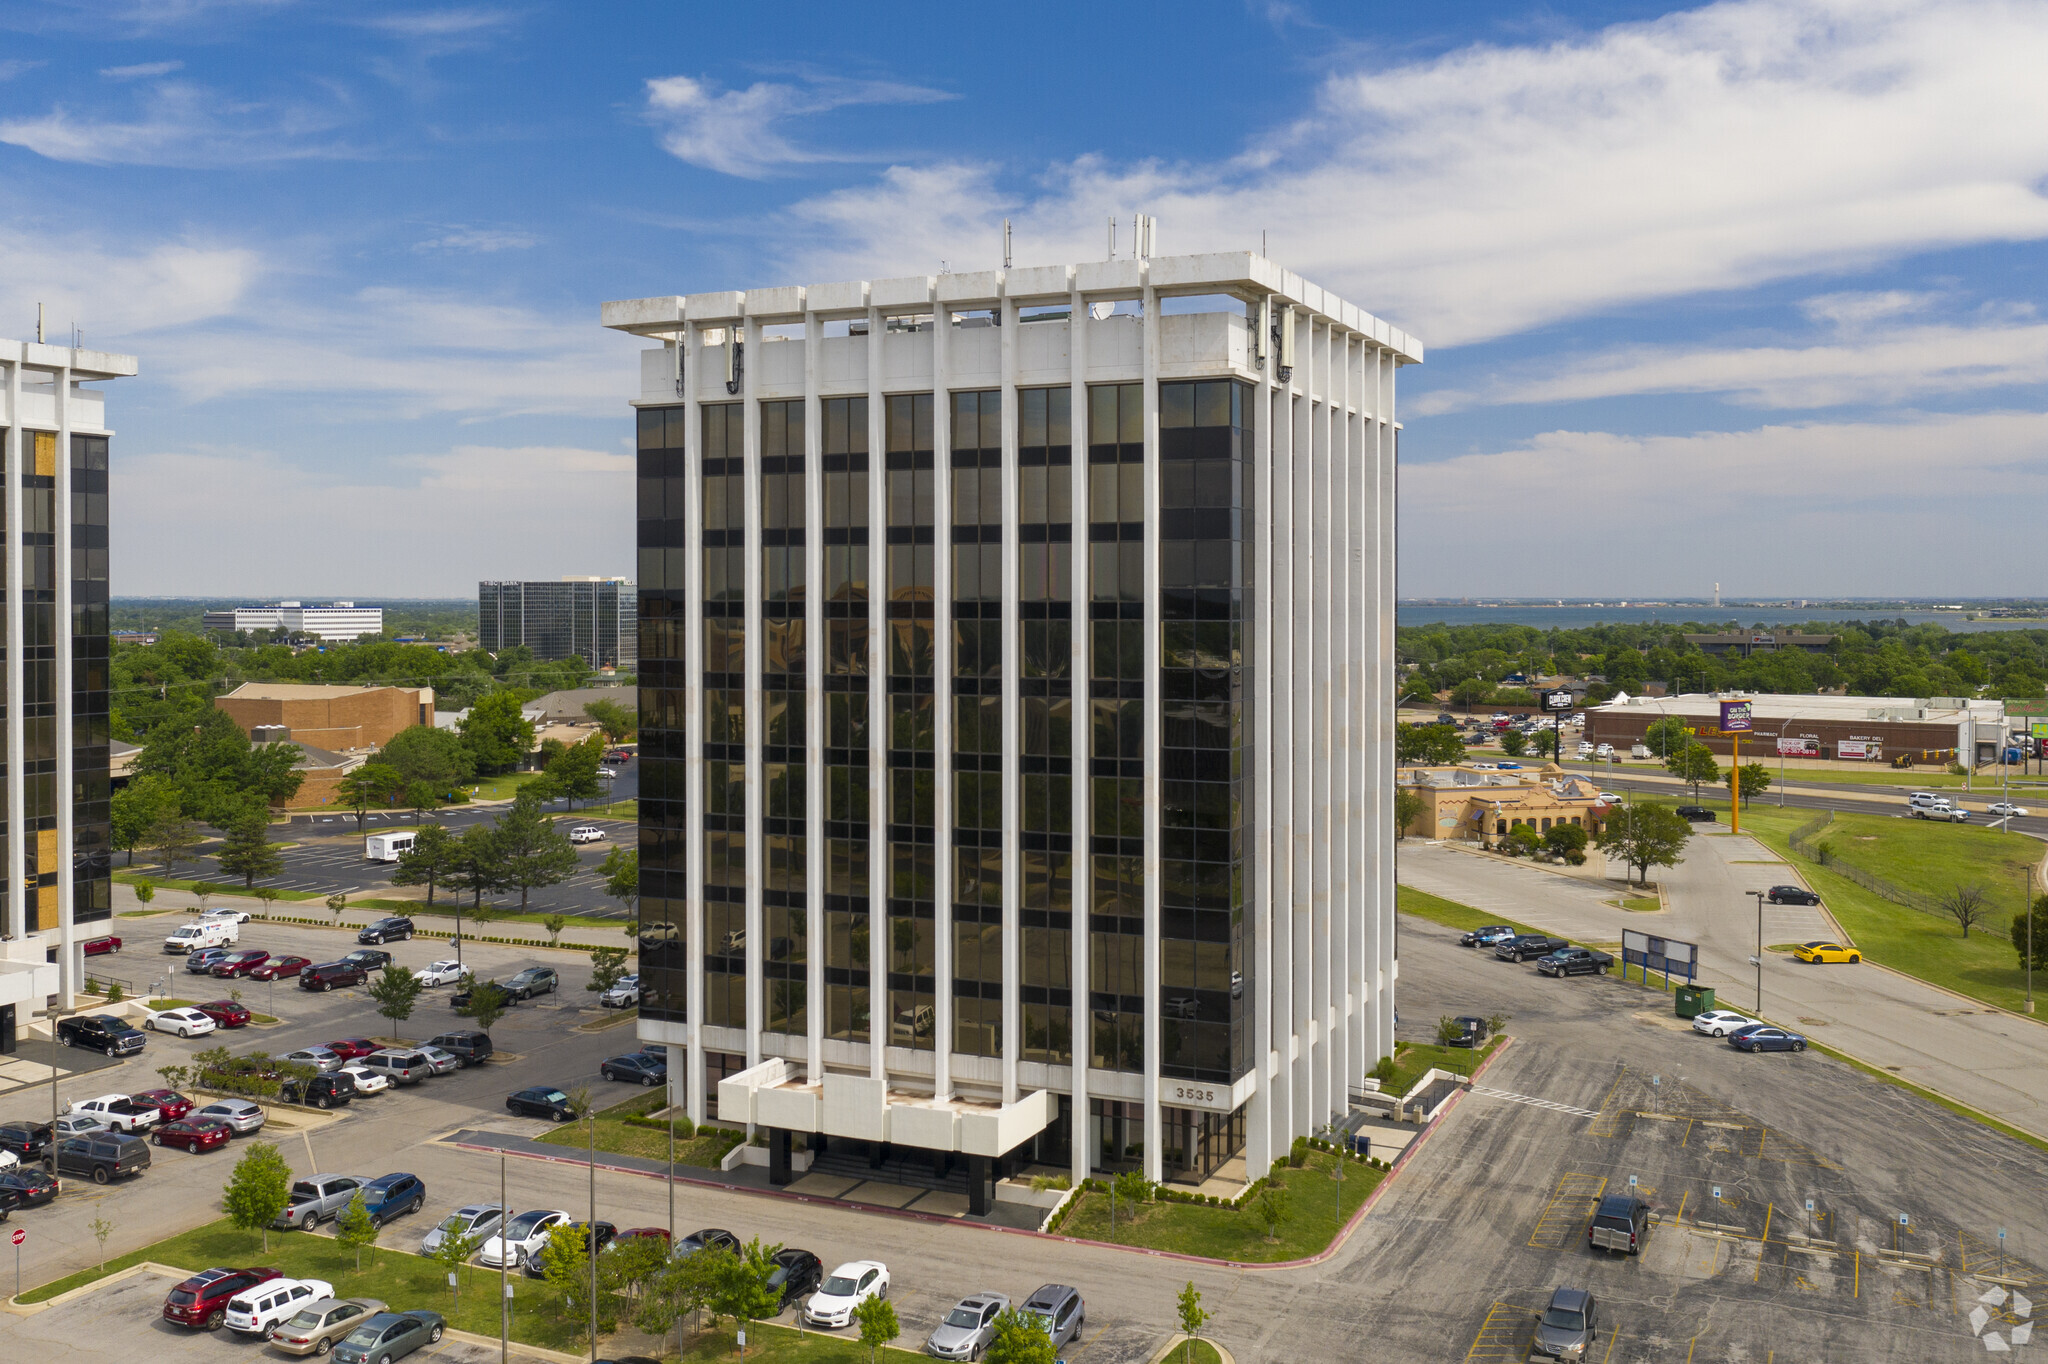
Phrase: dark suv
[
  {"left": 278, "top": 1072, "right": 357, "bottom": 1109},
  {"left": 1588, "top": 1194, "right": 1649, "bottom": 1255},
  {"left": 56, "top": 1014, "right": 147, "bottom": 1056},
  {"left": 301, "top": 961, "right": 368, "bottom": 992},
  {"left": 358, "top": 1172, "right": 428, "bottom": 1228},
  {"left": 51, "top": 1132, "right": 152, "bottom": 1184},
  {"left": 427, "top": 1030, "right": 494, "bottom": 1066},
  {"left": 357, "top": 916, "right": 415, "bottom": 944},
  {"left": 1676, "top": 805, "right": 1715, "bottom": 822},
  {"left": 164, "top": 1267, "right": 281, "bottom": 1330},
  {"left": 503, "top": 967, "right": 559, "bottom": 1000},
  {"left": 1494, "top": 933, "right": 1569, "bottom": 962}
]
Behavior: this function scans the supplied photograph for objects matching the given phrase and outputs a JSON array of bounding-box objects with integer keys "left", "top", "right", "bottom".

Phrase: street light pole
[
  {"left": 34, "top": 1002, "right": 78, "bottom": 1165},
  {"left": 1747, "top": 890, "right": 1767, "bottom": 1015},
  {"left": 499, "top": 1152, "right": 509, "bottom": 1364}
]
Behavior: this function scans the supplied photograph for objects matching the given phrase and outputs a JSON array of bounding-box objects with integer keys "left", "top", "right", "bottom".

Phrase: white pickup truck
[
  {"left": 68, "top": 1094, "right": 161, "bottom": 1135},
  {"left": 1910, "top": 802, "right": 1970, "bottom": 823},
  {"left": 163, "top": 919, "right": 240, "bottom": 953}
]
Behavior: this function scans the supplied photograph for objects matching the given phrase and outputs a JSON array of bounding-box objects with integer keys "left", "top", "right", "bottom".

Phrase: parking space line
[
  {"left": 1528, "top": 1172, "right": 1607, "bottom": 1250},
  {"left": 1463, "top": 1301, "right": 1531, "bottom": 1361}
]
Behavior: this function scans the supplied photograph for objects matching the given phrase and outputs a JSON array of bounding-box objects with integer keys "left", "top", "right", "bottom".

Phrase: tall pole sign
[{"left": 1720, "top": 699, "right": 1754, "bottom": 834}]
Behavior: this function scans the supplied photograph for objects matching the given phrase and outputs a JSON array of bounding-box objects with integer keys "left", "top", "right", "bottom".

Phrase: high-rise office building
[
  {"left": 0, "top": 339, "right": 130, "bottom": 1052},
  {"left": 477, "top": 576, "right": 636, "bottom": 670},
  {"left": 606, "top": 252, "right": 1417, "bottom": 1208}
]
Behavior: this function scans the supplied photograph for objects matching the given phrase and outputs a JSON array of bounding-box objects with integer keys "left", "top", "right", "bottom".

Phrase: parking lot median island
[
  {"left": 1383, "top": 1037, "right": 1500, "bottom": 1098},
  {"left": 1046, "top": 1150, "right": 1383, "bottom": 1263},
  {"left": 535, "top": 1090, "right": 747, "bottom": 1168}
]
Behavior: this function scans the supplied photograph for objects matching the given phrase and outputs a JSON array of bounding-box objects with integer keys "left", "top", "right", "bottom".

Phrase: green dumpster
[{"left": 1675, "top": 985, "right": 1715, "bottom": 1019}]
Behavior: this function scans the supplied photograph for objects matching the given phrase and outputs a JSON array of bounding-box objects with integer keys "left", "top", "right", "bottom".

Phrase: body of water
[{"left": 1396, "top": 604, "right": 2040, "bottom": 634}]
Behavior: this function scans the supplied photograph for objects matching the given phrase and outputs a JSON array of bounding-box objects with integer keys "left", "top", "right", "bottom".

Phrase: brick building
[
  {"left": 214, "top": 682, "right": 434, "bottom": 752},
  {"left": 1586, "top": 693, "right": 2009, "bottom": 768}
]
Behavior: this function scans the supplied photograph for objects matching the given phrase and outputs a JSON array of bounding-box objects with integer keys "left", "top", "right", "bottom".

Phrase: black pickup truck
[
  {"left": 1536, "top": 946, "right": 1615, "bottom": 977},
  {"left": 1494, "top": 933, "right": 1569, "bottom": 962}
]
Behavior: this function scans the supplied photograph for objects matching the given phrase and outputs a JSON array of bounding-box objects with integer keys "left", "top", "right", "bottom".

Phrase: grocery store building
[{"left": 1586, "top": 693, "right": 2011, "bottom": 769}]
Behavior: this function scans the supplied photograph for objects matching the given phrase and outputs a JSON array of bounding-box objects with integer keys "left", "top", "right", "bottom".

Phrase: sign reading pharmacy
[{"left": 1718, "top": 699, "right": 1754, "bottom": 733}]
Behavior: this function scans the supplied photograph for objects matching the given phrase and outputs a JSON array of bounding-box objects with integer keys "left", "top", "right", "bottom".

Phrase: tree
[
  {"left": 1176, "top": 1281, "right": 1210, "bottom": 1364},
  {"left": 326, "top": 891, "right": 349, "bottom": 926},
  {"left": 1938, "top": 883, "right": 1993, "bottom": 939},
  {"left": 460, "top": 691, "right": 535, "bottom": 775},
  {"left": 599, "top": 1231, "right": 670, "bottom": 1309},
  {"left": 1394, "top": 789, "right": 1425, "bottom": 839},
  {"left": 111, "top": 774, "right": 175, "bottom": 865},
  {"left": 1594, "top": 803, "right": 1693, "bottom": 886},
  {"left": 334, "top": 1190, "right": 378, "bottom": 1271},
  {"left": 222, "top": 1141, "right": 293, "bottom": 1252},
  {"left": 1543, "top": 823, "right": 1589, "bottom": 861},
  {"left": 641, "top": 1238, "right": 726, "bottom": 1342},
  {"left": 402, "top": 781, "right": 442, "bottom": 823},
  {"left": 1505, "top": 825, "right": 1543, "bottom": 857},
  {"left": 147, "top": 813, "right": 202, "bottom": 879},
  {"left": 2012, "top": 893, "right": 2048, "bottom": 971},
  {"left": 1396, "top": 723, "right": 1466, "bottom": 766},
  {"left": 134, "top": 707, "right": 303, "bottom": 821},
  {"left": 253, "top": 884, "right": 281, "bottom": 918},
  {"left": 391, "top": 822, "right": 459, "bottom": 907},
  {"left": 133, "top": 879, "right": 156, "bottom": 908},
  {"left": 853, "top": 1293, "right": 901, "bottom": 1364},
  {"left": 376, "top": 724, "right": 477, "bottom": 789},
  {"left": 447, "top": 824, "right": 503, "bottom": 912},
  {"left": 587, "top": 946, "right": 631, "bottom": 996},
  {"left": 335, "top": 763, "right": 404, "bottom": 833},
  {"left": 1500, "top": 729, "right": 1528, "bottom": 758},
  {"left": 367, "top": 964, "right": 424, "bottom": 1041},
  {"left": 584, "top": 698, "right": 637, "bottom": 742},
  {"left": 493, "top": 794, "right": 580, "bottom": 911},
  {"left": 540, "top": 1222, "right": 613, "bottom": 1334},
  {"left": 543, "top": 914, "right": 568, "bottom": 948},
  {"left": 599, "top": 846, "right": 639, "bottom": 919},
  {"left": 456, "top": 974, "right": 511, "bottom": 1034},
  {"left": 1450, "top": 678, "right": 1492, "bottom": 712},
  {"left": 1725, "top": 761, "right": 1771, "bottom": 807},
  {"left": 1665, "top": 741, "right": 1720, "bottom": 799},
  {"left": 214, "top": 808, "right": 283, "bottom": 888},
  {"left": 1253, "top": 1181, "right": 1292, "bottom": 1242},
  {"left": 429, "top": 1217, "right": 485, "bottom": 1303},
  {"left": 713, "top": 1237, "right": 783, "bottom": 1342},
  {"left": 1532, "top": 729, "right": 1560, "bottom": 759},
  {"left": 546, "top": 737, "right": 604, "bottom": 810},
  {"left": 1643, "top": 716, "right": 1691, "bottom": 762},
  {"left": 985, "top": 1307, "right": 1057, "bottom": 1364},
  {"left": 89, "top": 1214, "right": 115, "bottom": 1273}
]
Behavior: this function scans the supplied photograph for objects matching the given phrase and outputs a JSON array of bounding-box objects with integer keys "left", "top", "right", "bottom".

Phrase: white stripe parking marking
[{"left": 1470, "top": 1085, "right": 1600, "bottom": 1119}]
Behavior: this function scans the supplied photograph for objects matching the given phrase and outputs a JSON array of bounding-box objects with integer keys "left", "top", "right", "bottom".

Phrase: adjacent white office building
[
  {"left": 201, "top": 601, "right": 385, "bottom": 640},
  {"left": 606, "top": 252, "right": 1418, "bottom": 1210}
]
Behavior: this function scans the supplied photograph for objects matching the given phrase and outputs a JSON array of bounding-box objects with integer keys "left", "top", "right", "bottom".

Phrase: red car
[
  {"left": 325, "top": 1037, "right": 379, "bottom": 1062},
  {"left": 131, "top": 1088, "right": 194, "bottom": 1122},
  {"left": 210, "top": 949, "right": 271, "bottom": 978},
  {"left": 153, "top": 1117, "right": 233, "bottom": 1153},
  {"left": 198, "top": 999, "right": 252, "bottom": 1028},
  {"left": 615, "top": 1227, "right": 671, "bottom": 1245},
  {"left": 163, "top": 1267, "right": 281, "bottom": 1330},
  {"left": 82, "top": 935, "right": 122, "bottom": 956},
  {"left": 249, "top": 954, "right": 310, "bottom": 982}
]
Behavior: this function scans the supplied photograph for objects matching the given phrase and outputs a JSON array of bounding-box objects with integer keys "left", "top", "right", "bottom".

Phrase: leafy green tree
[
  {"left": 448, "top": 824, "right": 503, "bottom": 911},
  {"left": 1724, "top": 760, "right": 1770, "bottom": 806},
  {"left": 133, "top": 879, "right": 156, "bottom": 907},
  {"left": 583, "top": 698, "right": 637, "bottom": 742},
  {"left": 600, "top": 1230, "right": 670, "bottom": 1307},
  {"left": 985, "top": 1307, "right": 1057, "bottom": 1364},
  {"left": 1532, "top": 729, "right": 1560, "bottom": 759},
  {"left": 542, "top": 913, "right": 568, "bottom": 948},
  {"left": 111, "top": 773, "right": 176, "bottom": 865},
  {"left": 1176, "top": 1281, "right": 1210, "bottom": 1364},
  {"left": 1504, "top": 825, "right": 1543, "bottom": 856},
  {"left": 540, "top": 1222, "right": 613, "bottom": 1333},
  {"left": 546, "top": 737, "right": 604, "bottom": 810},
  {"left": 713, "top": 1237, "right": 784, "bottom": 1341},
  {"left": 327, "top": 891, "right": 349, "bottom": 925},
  {"left": 335, "top": 1190, "right": 378, "bottom": 1271},
  {"left": 1665, "top": 740, "right": 1720, "bottom": 798},
  {"left": 135, "top": 707, "right": 303, "bottom": 821},
  {"left": 599, "top": 845, "right": 639, "bottom": 919},
  {"left": 222, "top": 1141, "right": 293, "bottom": 1252},
  {"left": 1594, "top": 803, "right": 1693, "bottom": 886},
  {"left": 456, "top": 974, "right": 511, "bottom": 1034},
  {"left": 586, "top": 946, "right": 630, "bottom": 996},
  {"left": 1394, "top": 788, "right": 1425, "bottom": 839},
  {"left": 460, "top": 691, "right": 535, "bottom": 775},
  {"left": 2012, "top": 893, "right": 2048, "bottom": 971},
  {"left": 1543, "top": 823, "right": 1589, "bottom": 858},
  {"left": 493, "top": 794, "right": 580, "bottom": 911},
  {"left": 1449, "top": 678, "right": 1492, "bottom": 711},
  {"left": 390, "top": 822, "right": 458, "bottom": 906},
  {"left": 1396, "top": 723, "right": 1466, "bottom": 766},
  {"left": 853, "top": 1293, "right": 901, "bottom": 1363},
  {"left": 1500, "top": 729, "right": 1528, "bottom": 757},
  {"left": 429, "top": 1217, "right": 485, "bottom": 1301},
  {"left": 375, "top": 724, "right": 477, "bottom": 788},
  {"left": 1642, "top": 716, "right": 1691, "bottom": 761},
  {"left": 402, "top": 780, "right": 442, "bottom": 823},
  {"left": 335, "top": 763, "right": 404, "bottom": 832},
  {"left": 147, "top": 813, "right": 202, "bottom": 878},
  {"left": 367, "top": 964, "right": 424, "bottom": 1042},
  {"left": 640, "top": 1237, "right": 726, "bottom": 1341},
  {"left": 214, "top": 808, "right": 283, "bottom": 888},
  {"left": 1253, "top": 1181, "right": 1293, "bottom": 1242}
]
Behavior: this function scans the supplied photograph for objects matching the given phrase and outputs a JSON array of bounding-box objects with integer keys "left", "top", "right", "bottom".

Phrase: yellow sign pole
[{"left": 1731, "top": 732, "right": 1741, "bottom": 834}]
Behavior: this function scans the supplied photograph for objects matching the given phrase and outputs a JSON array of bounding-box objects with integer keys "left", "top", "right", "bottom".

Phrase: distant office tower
[
  {"left": 0, "top": 338, "right": 130, "bottom": 1049},
  {"left": 605, "top": 252, "right": 1418, "bottom": 1202},
  {"left": 477, "top": 577, "right": 637, "bottom": 669},
  {"left": 200, "top": 601, "right": 384, "bottom": 640}
]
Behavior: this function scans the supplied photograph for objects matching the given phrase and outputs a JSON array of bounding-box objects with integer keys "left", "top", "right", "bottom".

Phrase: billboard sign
[
  {"left": 2032, "top": 720, "right": 2048, "bottom": 740},
  {"left": 1622, "top": 929, "right": 1698, "bottom": 982},
  {"left": 1543, "top": 689, "right": 1576, "bottom": 712},
  {"left": 1776, "top": 736, "right": 1820, "bottom": 758},
  {"left": 1719, "top": 699, "right": 1754, "bottom": 733},
  {"left": 1838, "top": 738, "right": 1881, "bottom": 760}
]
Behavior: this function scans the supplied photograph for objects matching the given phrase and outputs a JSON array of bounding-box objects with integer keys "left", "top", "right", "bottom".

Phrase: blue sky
[{"left": 4, "top": 0, "right": 2045, "bottom": 600}]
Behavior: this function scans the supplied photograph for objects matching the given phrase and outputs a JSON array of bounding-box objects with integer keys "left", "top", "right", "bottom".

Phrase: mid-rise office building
[
  {"left": 605, "top": 252, "right": 1417, "bottom": 1207},
  {"left": 200, "top": 600, "right": 384, "bottom": 640},
  {"left": 0, "top": 339, "right": 128, "bottom": 1051},
  {"left": 478, "top": 576, "right": 636, "bottom": 670}
]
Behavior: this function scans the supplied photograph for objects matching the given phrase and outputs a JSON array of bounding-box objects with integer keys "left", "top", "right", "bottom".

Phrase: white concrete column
[
  {"left": 1139, "top": 273, "right": 1163, "bottom": 1185},
  {"left": 1309, "top": 321, "right": 1333, "bottom": 1131},
  {"left": 742, "top": 313, "right": 764, "bottom": 1073},
  {"left": 804, "top": 311, "right": 825, "bottom": 1086},
  {"left": 933, "top": 303, "right": 955, "bottom": 1102},
  {"left": 683, "top": 319, "right": 708, "bottom": 1123},
  {"left": 1066, "top": 281, "right": 1092, "bottom": 1187},
  {"left": 998, "top": 284, "right": 1022, "bottom": 1106},
  {"left": 1290, "top": 308, "right": 1314, "bottom": 1141},
  {"left": 55, "top": 363, "right": 74, "bottom": 995},
  {"left": 1267, "top": 308, "right": 1295, "bottom": 1162},
  {"left": 1378, "top": 348, "right": 1400, "bottom": 1055},
  {"left": 1244, "top": 298, "right": 1276, "bottom": 1183},
  {"left": 866, "top": 304, "right": 888, "bottom": 1083}
]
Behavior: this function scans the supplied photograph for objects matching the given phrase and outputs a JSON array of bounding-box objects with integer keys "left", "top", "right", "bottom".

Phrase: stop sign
[{"left": 9, "top": 1228, "right": 22, "bottom": 1246}]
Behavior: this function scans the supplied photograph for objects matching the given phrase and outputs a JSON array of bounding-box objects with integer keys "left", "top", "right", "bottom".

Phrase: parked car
[
  {"left": 1494, "top": 933, "right": 1569, "bottom": 962},
  {"left": 427, "top": 1030, "right": 494, "bottom": 1066},
  {"left": 326, "top": 1037, "right": 381, "bottom": 1062},
  {"left": 122, "top": 1085, "right": 192, "bottom": 1117},
  {"left": 82, "top": 934, "right": 122, "bottom": 956},
  {"left": 503, "top": 966, "right": 560, "bottom": 999},
  {"left": 68, "top": 1094, "right": 161, "bottom": 1134},
  {"left": 330, "top": 1310, "right": 445, "bottom": 1364},
  {"left": 1018, "top": 1284, "right": 1085, "bottom": 1349},
  {"left": 519, "top": 1221, "right": 615, "bottom": 1277},
  {"left": 279, "top": 1072, "right": 358, "bottom": 1109},
  {"left": 599, "top": 974, "right": 641, "bottom": 1008},
  {"left": 153, "top": 1117, "right": 234, "bottom": 1153},
  {"left": 1535, "top": 947, "right": 1614, "bottom": 978},
  {"left": 1532, "top": 1287, "right": 1598, "bottom": 1361},
  {"left": 211, "top": 949, "right": 272, "bottom": 978},
  {"left": 198, "top": 999, "right": 253, "bottom": 1028},
  {"left": 146, "top": 1006, "right": 218, "bottom": 1038},
  {"left": 359, "top": 1049, "right": 436, "bottom": 1085},
  {"left": 925, "top": 1292, "right": 1010, "bottom": 1360},
  {"left": 52, "top": 1113, "right": 109, "bottom": 1139},
  {"left": 200, "top": 906, "right": 253, "bottom": 924},
  {"left": 225, "top": 1276, "right": 334, "bottom": 1336},
  {"left": 357, "top": 916, "right": 415, "bottom": 944},
  {"left": 480, "top": 1210, "right": 570, "bottom": 1268},
  {"left": 339, "top": 1064, "right": 392, "bottom": 1096},
  {"left": 0, "top": 1121, "right": 51, "bottom": 1161},
  {"left": 449, "top": 979, "right": 516, "bottom": 1010},
  {"left": 284, "top": 1046, "right": 345, "bottom": 1074},
  {"left": 764, "top": 1249, "right": 823, "bottom": 1310},
  {"left": 1729, "top": 1025, "right": 1808, "bottom": 1053},
  {"left": 356, "top": 1172, "right": 427, "bottom": 1228},
  {"left": 183, "top": 947, "right": 231, "bottom": 975},
  {"left": 417, "top": 959, "right": 466, "bottom": 987},
  {"left": 1988, "top": 802, "right": 2030, "bottom": 818},
  {"left": 1458, "top": 925, "right": 1517, "bottom": 948},
  {"left": 164, "top": 920, "right": 238, "bottom": 954},
  {"left": 1675, "top": 805, "right": 1715, "bottom": 822},
  {"left": 569, "top": 825, "right": 607, "bottom": 844},
  {"left": 193, "top": 1099, "right": 266, "bottom": 1135},
  {"left": 250, "top": 954, "right": 311, "bottom": 982},
  {"left": 674, "top": 1228, "right": 742, "bottom": 1258},
  {"left": 506, "top": 1086, "right": 576, "bottom": 1122},
  {"left": 269, "top": 1297, "right": 388, "bottom": 1358},
  {"left": 163, "top": 1267, "right": 282, "bottom": 1330},
  {"left": 0, "top": 1167, "right": 60, "bottom": 1207},
  {"left": 301, "top": 961, "right": 368, "bottom": 991},
  {"left": 1766, "top": 885, "right": 1821, "bottom": 905},
  {"left": 1690, "top": 1009, "right": 1758, "bottom": 1038},
  {"left": 420, "top": 1203, "right": 505, "bottom": 1256},
  {"left": 341, "top": 949, "right": 392, "bottom": 973},
  {"left": 1792, "top": 941, "right": 1860, "bottom": 964},
  {"left": 415, "top": 1045, "right": 462, "bottom": 1076},
  {"left": 51, "top": 1132, "right": 151, "bottom": 1183},
  {"left": 1588, "top": 1194, "right": 1650, "bottom": 1255},
  {"left": 600, "top": 1052, "right": 667, "bottom": 1086},
  {"left": 277, "top": 1175, "right": 369, "bottom": 1230},
  {"left": 806, "top": 1260, "right": 889, "bottom": 1329}
]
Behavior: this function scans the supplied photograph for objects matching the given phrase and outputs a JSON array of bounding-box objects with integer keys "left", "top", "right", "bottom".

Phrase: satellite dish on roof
[{"left": 1089, "top": 302, "right": 1114, "bottom": 321}]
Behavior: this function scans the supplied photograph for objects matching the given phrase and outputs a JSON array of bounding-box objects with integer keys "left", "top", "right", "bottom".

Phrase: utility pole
[
  {"left": 34, "top": 1003, "right": 78, "bottom": 1161},
  {"left": 1747, "top": 890, "right": 1767, "bottom": 1015},
  {"left": 499, "top": 1152, "right": 509, "bottom": 1364},
  {"left": 587, "top": 1096, "right": 598, "bottom": 1364}
]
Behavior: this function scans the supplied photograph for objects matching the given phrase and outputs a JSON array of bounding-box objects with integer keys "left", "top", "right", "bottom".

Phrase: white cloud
[
  {"left": 0, "top": 226, "right": 258, "bottom": 336},
  {"left": 114, "top": 442, "right": 633, "bottom": 596},
  {"left": 0, "top": 80, "right": 354, "bottom": 166},
  {"left": 412, "top": 226, "right": 536, "bottom": 254},
  {"left": 1796, "top": 290, "right": 1939, "bottom": 331},
  {"left": 644, "top": 73, "right": 954, "bottom": 179},
  {"left": 1399, "top": 408, "right": 2048, "bottom": 596},
  {"left": 776, "top": 0, "right": 2048, "bottom": 347},
  {"left": 100, "top": 60, "right": 184, "bottom": 79},
  {"left": 0, "top": 59, "right": 44, "bottom": 80},
  {"left": 358, "top": 6, "right": 519, "bottom": 41}
]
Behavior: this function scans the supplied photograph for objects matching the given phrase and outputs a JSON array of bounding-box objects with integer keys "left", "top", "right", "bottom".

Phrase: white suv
[
  {"left": 569, "top": 825, "right": 607, "bottom": 844},
  {"left": 225, "top": 1278, "right": 333, "bottom": 1335}
]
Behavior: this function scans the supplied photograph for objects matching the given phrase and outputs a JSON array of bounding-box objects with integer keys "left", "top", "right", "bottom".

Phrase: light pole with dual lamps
[{"left": 1745, "top": 889, "right": 1767, "bottom": 1015}]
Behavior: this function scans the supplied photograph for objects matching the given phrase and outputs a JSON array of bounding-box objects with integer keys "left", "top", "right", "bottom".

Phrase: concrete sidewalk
[{"left": 1399, "top": 836, "right": 2048, "bottom": 1142}]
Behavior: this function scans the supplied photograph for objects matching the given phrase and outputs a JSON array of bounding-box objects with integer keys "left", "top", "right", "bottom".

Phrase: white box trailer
[{"left": 364, "top": 830, "right": 417, "bottom": 862}]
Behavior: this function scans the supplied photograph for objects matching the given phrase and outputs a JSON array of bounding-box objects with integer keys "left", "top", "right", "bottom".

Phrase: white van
[
  {"left": 163, "top": 919, "right": 238, "bottom": 953},
  {"left": 1905, "top": 791, "right": 1940, "bottom": 809},
  {"left": 364, "top": 830, "right": 417, "bottom": 862}
]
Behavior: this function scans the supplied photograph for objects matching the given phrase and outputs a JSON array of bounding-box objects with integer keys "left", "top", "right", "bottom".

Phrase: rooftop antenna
[
  {"left": 37, "top": 302, "right": 44, "bottom": 344},
  {"left": 1107, "top": 215, "right": 1116, "bottom": 260},
  {"left": 1003, "top": 217, "right": 1012, "bottom": 270},
  {"left": 1262, "top": 229, "right": 1267, "bottom": 257}
]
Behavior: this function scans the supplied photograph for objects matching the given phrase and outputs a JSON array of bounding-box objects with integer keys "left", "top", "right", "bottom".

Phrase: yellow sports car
[{"left": 1793, "top": 941, "right": 1860, "bottom": 964}]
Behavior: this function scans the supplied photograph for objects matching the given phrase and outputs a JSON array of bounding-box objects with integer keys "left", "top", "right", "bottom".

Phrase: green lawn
[
  {"left": 1053, "top": 1150, "right": 1381, "bottom": 1262},
  {"left": 1395, "top": 884, "right": 1543, "bottom": 936},
  {"left": 538, "top": 1091, "right": 747, "bottom": 1168},
  {"left": 1384, "top": 1036, "right": 1501, "bottom": 1097}
]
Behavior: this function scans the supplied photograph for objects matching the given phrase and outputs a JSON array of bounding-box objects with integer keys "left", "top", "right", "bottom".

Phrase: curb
[
  {"left": 3, "top": 1259, "right": 185, "bottom": 1315},
  {"left": 1149, "top": 1333, "right": 1239, "bottom": 1364}
]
